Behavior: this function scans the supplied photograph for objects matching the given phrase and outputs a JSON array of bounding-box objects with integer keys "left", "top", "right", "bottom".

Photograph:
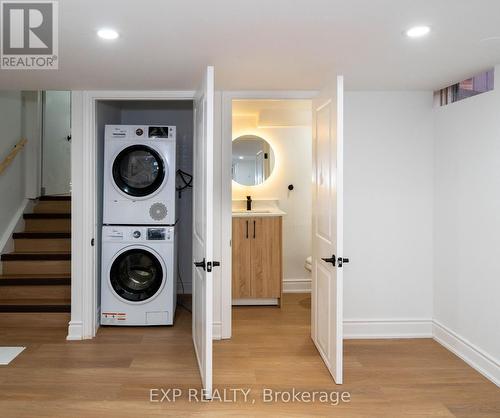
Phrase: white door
[
  {"left": 311, "top": 76, "right": 345, "bottom": 384},
  {"left": 192, "top": 66, "right": 215, "bottom": 399},
  {"left": 42, "top": 91, "right": 71, "bottom": 196}
]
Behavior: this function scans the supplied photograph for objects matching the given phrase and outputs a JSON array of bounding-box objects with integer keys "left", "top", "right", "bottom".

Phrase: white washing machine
[
  {"left": 100, "top": 225, "right": 176, "bottom": 326},
  {"left": 103, "top": 125, "right": 176, "bottom": 225}
]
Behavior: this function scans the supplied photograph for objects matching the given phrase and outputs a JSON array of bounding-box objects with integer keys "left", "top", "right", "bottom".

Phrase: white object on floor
[
  {"left": 305, "top": 256, "right": 312, "bottom": 272},
  {"left": 0, "top": 347, "right": 25, "bottom": 365}
]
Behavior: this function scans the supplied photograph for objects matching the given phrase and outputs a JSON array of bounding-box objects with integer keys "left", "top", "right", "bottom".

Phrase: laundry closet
[{"left": 94, "top": 99, "right": 194, "bottom": 326}]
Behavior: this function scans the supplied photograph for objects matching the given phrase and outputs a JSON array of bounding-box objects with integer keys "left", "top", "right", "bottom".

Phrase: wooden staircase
[{"left": 0, "top": 196, "right": 71, "bottom": 324}]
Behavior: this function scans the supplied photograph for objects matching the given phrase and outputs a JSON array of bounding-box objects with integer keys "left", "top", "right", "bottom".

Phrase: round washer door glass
[
  {"left": 110, "top": 248, "right": 164, "bottom": 302},
  {"left": 112, "top": 145, "right": 166, "bottom": 197}
]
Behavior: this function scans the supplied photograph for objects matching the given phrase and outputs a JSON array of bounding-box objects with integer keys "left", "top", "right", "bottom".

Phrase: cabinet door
[
  {"left": 251, "top": 217, "right": 282, "bottom": 298},
  {"left": 232, "top": 217, "right": 252, "bottom": 298}
]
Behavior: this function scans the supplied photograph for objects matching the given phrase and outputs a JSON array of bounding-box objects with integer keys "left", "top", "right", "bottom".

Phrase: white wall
[
  {"left": 343, "top": 92, "right": 434, "bottom": 331},
  {"left": 433, "top": 76, "right": 500, "bottom": 382},
  {"left": 0, "top": 91, "right": 26, "bottom": 254},
  {"left": 232, "top": 109, "right": 312, "bottom": 290}
]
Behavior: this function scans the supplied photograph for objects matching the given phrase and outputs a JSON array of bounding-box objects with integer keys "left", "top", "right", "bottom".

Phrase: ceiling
[{"left": 1, "top": 0, "right": 500, "bottom": 91}]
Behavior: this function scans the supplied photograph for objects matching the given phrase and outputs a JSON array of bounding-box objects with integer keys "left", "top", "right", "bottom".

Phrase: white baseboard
[
  {"left": 283, "top": 277, "right": 311, "bottom": 293},
  {"left": 66, "top": 321, "right": 84, "bottom": 341},
  {"left": 233, "top": 298, "right": 278, "bottom": 306},
  {"left": 213, "top": 321, "right": 222, "bottom": 340},
  {"left": 342, "top": 318, "right": 499, "bottom": 388},
  {"left": 343, "top": 318, "right": 433, "bottom": 339},
  {"left": 433, "top": 320, "right": 500, "bottom": 387}
]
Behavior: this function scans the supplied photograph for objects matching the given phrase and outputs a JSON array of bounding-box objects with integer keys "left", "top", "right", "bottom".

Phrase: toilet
[{"left": 304, "top": 256, "right": 312, "bottom": 272}]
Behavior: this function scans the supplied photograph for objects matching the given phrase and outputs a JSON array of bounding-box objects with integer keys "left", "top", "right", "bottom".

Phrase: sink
[
  {"left": 232, "top": 199, "right": 286, "bottom": 217},
  {"left": 232, "top": 209, "right": 271, "bottom": 214}
]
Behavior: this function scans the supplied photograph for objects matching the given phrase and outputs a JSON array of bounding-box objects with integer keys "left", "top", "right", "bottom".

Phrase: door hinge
[{"left": 91, "top": 238, "right": 95, "bottom": 246}]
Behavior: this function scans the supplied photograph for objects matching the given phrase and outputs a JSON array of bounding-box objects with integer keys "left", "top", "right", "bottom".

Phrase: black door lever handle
[
  {"left": 321, "top": 254, "right": 336, "bottom": 266},
  {"left": 194, "top": 258, "right": 206, "bottom": 271}
]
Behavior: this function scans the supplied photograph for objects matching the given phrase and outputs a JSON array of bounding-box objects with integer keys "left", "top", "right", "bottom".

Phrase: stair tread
[
  {"left": 0, "top": 275, "right": 71, "bottom": 286},
  {"left": 38, "top": 196, "right": 71, "bottom": 201},
  {"left": 0, "top": 273, "right": 70, "bottom": 279},
  {"left": 24, "top": 213, "right": 71, "bottom": 219},
  {"left": 0, "top": 300, "right": 71, "bottom": 312},
  {"left": 1, "top": 252, "right": 71, "bottom": 261},
  {"left": 13, "top": 232, "right": 71, "bottom": 239},
  {"left": 0, "top": 298, "right": 70, "bottom": 305}
]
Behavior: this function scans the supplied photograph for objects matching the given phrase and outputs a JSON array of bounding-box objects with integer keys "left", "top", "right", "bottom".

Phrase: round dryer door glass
[
  {"left": 110, "top": 249, "right": 164, "bottom": 302},
  {"left": 112, "top": 145, "right": 166, "bottom": 197}
]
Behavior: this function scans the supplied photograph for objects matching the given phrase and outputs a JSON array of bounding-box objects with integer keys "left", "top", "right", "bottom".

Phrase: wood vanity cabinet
[{"left": 232, "top": 216, "right": 283, "bottom": 304}]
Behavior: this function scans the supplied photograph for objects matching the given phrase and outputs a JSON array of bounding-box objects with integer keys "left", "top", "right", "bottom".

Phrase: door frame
[
  {"left": 220, "top": 90, "right": 317, "bottom": 339},
  {"left": 68, "top": 90, "right": 195, "bottom": 340}
]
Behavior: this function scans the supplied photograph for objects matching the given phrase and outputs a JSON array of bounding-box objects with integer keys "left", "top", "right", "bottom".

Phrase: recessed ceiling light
[
  {"left": 406, "top": 26, "right": 431, "bottom": 38},
  {"left": 97, "top": 28, "right": 119, "bottom": 40},
  {"left": 238, "top": 156, "right": 244, "bottom": 160}
]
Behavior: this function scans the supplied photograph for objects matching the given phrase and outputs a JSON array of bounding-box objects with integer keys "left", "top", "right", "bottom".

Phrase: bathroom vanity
[{"left": 232, "top": 201, "right": 285, "bottom": 306}]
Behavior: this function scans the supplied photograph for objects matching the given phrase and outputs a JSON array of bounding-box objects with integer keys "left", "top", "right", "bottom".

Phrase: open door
[
  {"left": 311, "top": 75, "right": 345, "bottom": 384},
  {"left": 42, "top": 91, "right": 71, "bottom": 196},
  {"left": 192, "top": 66, "right": 215, "bottom": 398}
]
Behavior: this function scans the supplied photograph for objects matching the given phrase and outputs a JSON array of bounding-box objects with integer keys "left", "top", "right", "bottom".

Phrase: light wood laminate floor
[{"left": 0, "top": 293, "right": 498, "bottom": 417}]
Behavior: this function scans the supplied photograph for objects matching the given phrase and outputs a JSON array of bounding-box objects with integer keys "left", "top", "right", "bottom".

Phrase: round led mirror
[{"left": 232, "top": 135, "right": 275, "bottom": 186}]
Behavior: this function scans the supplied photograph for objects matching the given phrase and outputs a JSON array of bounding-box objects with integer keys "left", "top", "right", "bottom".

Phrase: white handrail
[{"left": 0, "top": 138, "right": 27, "bottom": 175}]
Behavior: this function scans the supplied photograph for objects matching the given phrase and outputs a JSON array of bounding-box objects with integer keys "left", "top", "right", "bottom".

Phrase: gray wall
[{"left": 95, "top": 100, "right": 194, "bottom": 295}]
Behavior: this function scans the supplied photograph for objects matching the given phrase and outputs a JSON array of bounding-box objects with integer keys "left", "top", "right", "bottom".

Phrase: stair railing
[{"left": 0, "top": 138, "right": 27, "bottom": 176}]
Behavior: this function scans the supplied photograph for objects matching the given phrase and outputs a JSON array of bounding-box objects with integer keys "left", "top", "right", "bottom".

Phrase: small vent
[{"left": 149, "top": 203, "right": 167, "bottom": 221}]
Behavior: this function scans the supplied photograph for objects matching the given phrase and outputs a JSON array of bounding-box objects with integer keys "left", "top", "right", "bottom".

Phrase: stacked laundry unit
[{"left": 101, "top": 125, "right": 177, "bottom": 325}]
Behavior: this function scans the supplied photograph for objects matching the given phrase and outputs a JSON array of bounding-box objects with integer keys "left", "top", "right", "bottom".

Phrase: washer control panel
[
  {"left": 103, "top": 226, "right": 174, "bottom": 242},
  {"left": 147, "top": 228, "right": 167, "bottom": 241},
  {"left": 105, "top": 125, "right": 176, "bottom": 140}
]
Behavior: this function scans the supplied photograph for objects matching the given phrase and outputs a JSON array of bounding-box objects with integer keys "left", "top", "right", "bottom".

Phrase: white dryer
[
  {"left": 100, "top": 225, "right": 176, "bottom": 326},
  {"left": 103, "top": 125, "right": 176, "bottom": 225}
]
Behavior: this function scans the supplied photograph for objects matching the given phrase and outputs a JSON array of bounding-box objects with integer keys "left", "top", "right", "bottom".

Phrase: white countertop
[
  {"left": 232, "top": 208, "right": 286, "bottom": 218},
  {"left": 232, "top": 199, "right": 286, "bottom": 217}
]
